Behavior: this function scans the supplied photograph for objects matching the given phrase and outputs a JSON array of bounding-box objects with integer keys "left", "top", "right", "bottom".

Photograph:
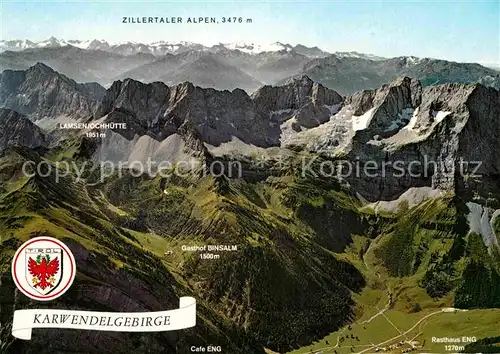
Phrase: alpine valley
[{"left": 0, "top": 38, "right": 499, "bottom": 354}]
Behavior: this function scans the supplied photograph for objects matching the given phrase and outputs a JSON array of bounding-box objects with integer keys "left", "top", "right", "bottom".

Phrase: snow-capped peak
[
  {"left": 334, "top": 51, "right": 386, "bottom": 61},
  {"left": 0, "top": 39, "right": 36, "bottom": 51},
  {"left": 0, "top": 37, "right": 323, "bottom": 57},
  {"left": 218, "top": 41, "right": 292, "bottom": 54},
  {"left": 37, "top": 36, "right": 67, "bottom": 47}
]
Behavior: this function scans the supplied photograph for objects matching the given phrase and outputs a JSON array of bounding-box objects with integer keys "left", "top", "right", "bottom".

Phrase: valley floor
[
  {"left": 289, "top": 307, "right": 500, "bottom": 354},
  {"left": 289, "top": 231, "right": 500, "bottom": 354}
]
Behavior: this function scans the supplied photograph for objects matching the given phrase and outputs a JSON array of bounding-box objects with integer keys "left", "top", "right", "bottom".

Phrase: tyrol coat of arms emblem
[{"left": 12, "top": 237, "right": 76, "bottom": 301}]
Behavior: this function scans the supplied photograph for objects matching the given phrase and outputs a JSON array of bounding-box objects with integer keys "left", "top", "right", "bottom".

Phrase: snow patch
[
  {"left": 279, "top": 117, "right": 303, "bottom": 144},
  {"left": 334, "top": 51, "right": 386, "bottom": 61},
  {"left": 466, "top": 202, "right": 499, "bottom": 249},
  {"left": 432, "top": 110, "right": 452, "bottom": 123},
  {"left": 67, "top": 39, "right": 96, "bottom": 49},
  {"left": 364, "top": 187, "right": 445, "bottom": 214},
  {"left": 352, "top": 108, "right": 375, "bottom": 131},
  {"left": 403, "top": 56, "right": 422, "bottom": 67},
  {"left": 222, "top": 42, "right": 290, "bottom": 54},
  {"left": 402, "top": 107, "right": 420, "bottom": 131}
]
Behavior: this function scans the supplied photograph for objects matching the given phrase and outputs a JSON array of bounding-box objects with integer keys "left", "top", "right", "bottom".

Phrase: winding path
[{"left": 354, "top": 308, "right": 460, "bottom": 354}]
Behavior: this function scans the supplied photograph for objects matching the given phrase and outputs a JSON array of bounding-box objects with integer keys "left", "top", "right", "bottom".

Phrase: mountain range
[
  {"left": 2, "top": 62, "right": 497, "bottom": 200},
  {"left": 291, "top": 55, "right": 500, "bottom": 94},
  {"left": 1, "top": 38, "right": 498, "bottom": 96},
  {"left": 0, "top": 54, "right": 500, "bottom": 353},
  {"left": 0, "top": 37, "right": 342, "bottom": 58}
]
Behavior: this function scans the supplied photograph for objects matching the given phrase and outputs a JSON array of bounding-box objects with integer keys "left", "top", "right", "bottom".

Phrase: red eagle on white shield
[{"left": 25, "top": 248, "right": 62, "bottom": 295}]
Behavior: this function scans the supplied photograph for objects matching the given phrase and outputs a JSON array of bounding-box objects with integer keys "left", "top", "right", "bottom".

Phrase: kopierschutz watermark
[{"left": 20, "top": 155, "right": 483, "bottom": 184}]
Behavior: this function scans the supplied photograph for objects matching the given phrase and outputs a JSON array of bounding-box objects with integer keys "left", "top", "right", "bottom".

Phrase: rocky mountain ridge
[
  {"left": 287, "top": 55, "right": 499, "bottom": 95},
  {"left": 289, "top": 77, "right": 500, "bottom": 200},
  {"left": 91, "top": 72, "right": 500, "bottom": 202},
  {"left": 115, "top": 49, "right": 312, "bottom": 90},
  {"left": 0, "top": 63, "right": 105, "bottom": 124},
  {"left": 1, "top": 63, "right": 498, "bottom": 204},
  {"left": 2, "top": 42, "right": 497, "bottom": 95},
  {"left": 91, "top": 74, "right": 343, "bottom": 163},
  {"left": 0, "top": 46, "right": 156, "bottom": 85}
]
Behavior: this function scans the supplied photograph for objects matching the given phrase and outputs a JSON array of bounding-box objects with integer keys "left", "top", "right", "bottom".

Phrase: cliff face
[
  {"left": 380, "top": 81, "right": 500, "bottom": 200},
  {"left": 0, "top": 63, "right": 105, "bottom": 121},
  {"left": 0, "top": 108, "right": 46, "bottom": 151},
  {"left": 91, "top": 76, "right": 344, "bottom": 166},
  {"left": 252, "top": 75, "right": 344, "bottom": 129},
  {"left": 285, "top": 77, "right": 500, "bottom": 201}
]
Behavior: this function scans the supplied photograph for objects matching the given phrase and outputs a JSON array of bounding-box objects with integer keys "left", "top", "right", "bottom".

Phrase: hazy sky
[{"left": 1, "top": 0, "right": 499, "bottom": 65}]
